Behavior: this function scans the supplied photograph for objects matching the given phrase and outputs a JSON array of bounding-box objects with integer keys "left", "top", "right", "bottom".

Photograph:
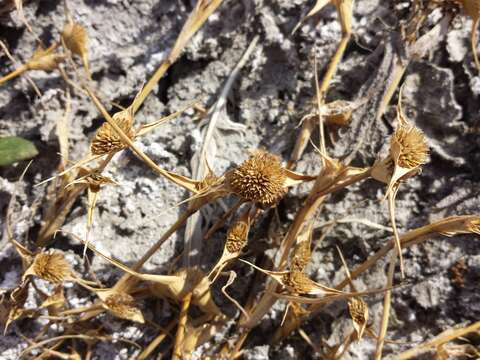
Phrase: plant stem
[
  {"left": 172, "top": 292, "right": 193, "bottom": 360},
  {"left": 0, "top": 66, "right": 27, "bottom": 85}
]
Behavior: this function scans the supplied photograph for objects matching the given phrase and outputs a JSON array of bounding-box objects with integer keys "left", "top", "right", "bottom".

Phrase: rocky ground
[{"left": 1, "top": 0, "right": 479, "bottom": 359}]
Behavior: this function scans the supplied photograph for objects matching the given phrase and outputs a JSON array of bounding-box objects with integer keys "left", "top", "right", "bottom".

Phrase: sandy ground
[{"left": 1, "top": 0, "right": 479, "bottom": 359}]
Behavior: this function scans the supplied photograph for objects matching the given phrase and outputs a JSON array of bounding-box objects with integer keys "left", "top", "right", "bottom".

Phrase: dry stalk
[
  {"left": 273, "top": 215, "right": 480, "bottom": 342},
  {"left": 132, "top": 0, "right": 225, "bottom": 113},
  {"left": 396, "top": 320, "right": 480, "bottom": 359}
]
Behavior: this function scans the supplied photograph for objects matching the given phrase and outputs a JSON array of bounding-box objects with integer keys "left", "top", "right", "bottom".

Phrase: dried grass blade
[
  {"left": 374, "top": 250, "right": 397, "bottom": 359},
  {"left": 133, "top": 0, "right": 225, "bottom": 113},
  {"left": 184, "top": 35, "right": 258, "bottom": 267},
  {"left": 86, "top": 87, "right": 200, "bottom": 193}
]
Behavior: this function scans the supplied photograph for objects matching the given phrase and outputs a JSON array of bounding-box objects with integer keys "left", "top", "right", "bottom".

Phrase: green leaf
[{"left": 0, "top": 136, "right": 39, "bottom": 166}]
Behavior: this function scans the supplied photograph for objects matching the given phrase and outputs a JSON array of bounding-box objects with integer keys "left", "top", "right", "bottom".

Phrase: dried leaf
[
  {"left": 97, "top": 291, "right": 145, "bottom": 323},
  {"left": 292, "top": 0, "right": 331, "bottom": 34},
  {"left": 40, "top": 286, "right": 65, "bottom": 309}
]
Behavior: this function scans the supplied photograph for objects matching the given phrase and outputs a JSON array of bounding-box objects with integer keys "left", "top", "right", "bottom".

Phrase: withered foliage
[{"left": 1, "top": 1, "right": 480, "bottom": 359}]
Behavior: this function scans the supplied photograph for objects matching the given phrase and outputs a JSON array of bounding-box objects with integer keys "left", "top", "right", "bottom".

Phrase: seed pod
[
  {"left": 348, "top": 297, "right": 369, "bottom": 340},
  {"left": 99, "top": 291, "right": 144, "bottom": 323},
  {"left": 291, "top": 241, "right": 312, "bottom": 272},
  {"left": 26, "top": 46, "right": 65, "bottom": 72},
  {"left": 290, "top": 223, "right": 313, "bottom": 272},
  {"left": 390, "top": 123, "right": 428, "bottom": 170},
  {"left": 90, "top": 108, "right": 135, "bottom": 155},
  {"left": 226, "top": 151, "right": 287, "bottom": 207},
  {"left": 62, "top": 21, "right": 90, "bottom": 76},
  {"left": 371, "top": 102, "right": 429, "bottom": 278},
  {"left": 282, "top": 271, "right": 319, "bottom": 295},
  {"left": 24, "top": 251, "right": 71, "bottom": 284},
  {"left": 208, "top": 209, "right": 253, "bottom": 284},
  {"left": 225, "top": 220, "right": 249, "bottom": 253}
]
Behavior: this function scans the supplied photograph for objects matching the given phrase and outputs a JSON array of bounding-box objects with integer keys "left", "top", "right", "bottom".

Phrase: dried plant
[
  {"left": 371, "top": 96, "right": 429, "bottom": 278},
  {"left": 61, "top": 18, "right": 90, "bottom": 77},
  {"left": 2, "top": 1, "right": 480, "bottom": 359},
  {"left": 23, "top": 251, "right": 72, "bottom": 284}
]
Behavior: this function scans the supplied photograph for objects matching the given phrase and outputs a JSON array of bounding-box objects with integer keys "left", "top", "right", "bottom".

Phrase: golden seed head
[
  {"left": 391, "top": 125, "right": 428, "bottom": 169},
  {"left": 225, "top": 221, "right": 249, "bottom": 253},
  {"left": 32, "top": 252, "right": 71, "bottom": 284},
  {"left": 282, "top": 271, "right": 316, "bottom": 294},
  {"left": 226, "top": 151, "right": 287, "bottom": 207},
  {"left": 91, "top": 110, "right": 135, "bottom": 155},
  {"left": 348, "top": 297, "right": 369, "bottom": 339},
  {"left": 62, "top": 22, "right": 88, "bottom": 57},
  {"left": 291, "top": 241, "right": 311, "bottom": 272},
  {"left": 103, "top": 292, "right": 144, "bottom": 323},
  {"left": 348, "top": 297, "right": 368, "bottom": 323}
]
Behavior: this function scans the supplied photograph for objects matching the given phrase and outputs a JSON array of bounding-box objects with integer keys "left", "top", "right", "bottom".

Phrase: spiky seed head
[
  {"left": 32, "top": 252, "right": 71, "bottom": 284},
  {"left": 226, "top": 151, "right": 287, "bottom": 207},
  {"left": 103, "top": 292, "right": 144, "bottom": 323},
  {"left": 282, "top": 270, "right": 316, "bottom": 294},
  {"left": 391, "top": 125, "right": 428, "bottom": 169},
  {"left": 291, "top": 241, "right": 311, "bottom": 272},
  {"left": 91, "top": 110, "right": 135, "bottom": 155},
  {"left": 225, "top": 221, "right": 249, "bottom": 253},
  {"left": 62, "top": 22, "right": 88, "bottom": 57},
  {"left": 348, "top": 297, "right": 369, "bottom": 339}
]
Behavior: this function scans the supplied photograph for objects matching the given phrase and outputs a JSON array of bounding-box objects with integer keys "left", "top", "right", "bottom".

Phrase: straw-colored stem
[
  {"left": 0, "top": 65, "right": 27, "bottom": 85},
  {"left": 319, "top": 32, "right": 351, "bottom": 97},
  {"left": 273, "top": 216, "right": 480, "bottom": 342},
  {"left": 241, "top": 167, "right": 371, "bottom": 328},
  {"left": 396, "top": 320, "right": 480, "bottom": 359},
  {"left": 471, "top": 18, "right": 480, "bottom": 72},
  {"left": 133, "top": 61, "right": 171, "bottom": 114},
  {"left": 112, "top": 205, "right": 200, "bottom": 293},
  {"left": 376, "top": 60, "right": 407, "bottom": 121},
  {"left": 172, "top": 292, "right": 193, "bottom": 360},
  {"left": 87, "top": 88, "right": 199, "bottom": 193},
  {"left": 374, "top": 249, "right": 396, "bottom": 359},
  {"left": 137, "top": 320, "right": 176, "bottom": 360}
]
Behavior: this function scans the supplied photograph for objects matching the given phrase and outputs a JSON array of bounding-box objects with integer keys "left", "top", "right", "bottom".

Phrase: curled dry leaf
[
  {"left": 1, "top": 280, "right": 29, "bottom": 332},
  {"left": 23, "top": 251, "right": 72, "bottom": 284},
  {"left": 40, "top": 286, "right": 65, "bottom": 310},
  {"left": 225, "top": 150, "right": 315, "bottom": 208},
  {"left": 348, "top": 297, "right": 368, "bottom": 341}
]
